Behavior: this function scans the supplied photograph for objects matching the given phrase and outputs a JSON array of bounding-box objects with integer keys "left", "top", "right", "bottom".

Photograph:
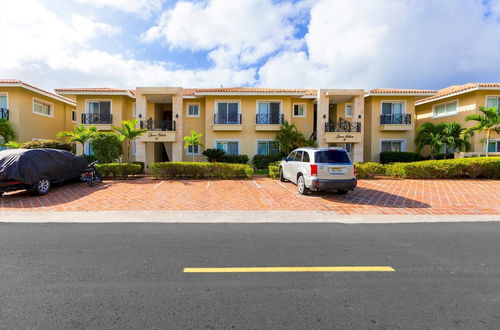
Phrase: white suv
[{"left": 279, "top": 147, "right": 357, "bottom": 195}]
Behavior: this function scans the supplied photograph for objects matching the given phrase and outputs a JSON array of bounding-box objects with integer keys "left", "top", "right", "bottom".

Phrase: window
[
  {"left": 381, "top": 140, "right": 405, "bottom": 152},
  {"left": 330, "top": 143, "right": 352, "bottom": 154},
  {"left": 216, "top": 141, "right": 239, "bottom": 155},
  {"left": 131, "top": 140, "right": 136, "bottom": 156},
  {"left": 257, "top": 101, "right": 281, "bottom": 124},
  {"left": 186, "top": 144, "right": 200, "bottom": 155},
  {"left": 187, "top": 103, "right": 200, "bottom": 117},
  {"left": 315, "top": 150, "right": 350, "bottom": 164},
  {"left": 302, "top": 152, "right": 310, "bottom": 162},
  {"left": 257, "top": 140, "right": 279, "bottom": 155},
  {"left": 71, "top": 110, "right": 76, "bottom": 122},
  {"left": 287, "top": 151, "right": 296, "bottom": 160},
  {"left": 0, "top": 94, "right": 7, "bottom": 109},
  {"left": 293, "top": 104, "right": 306, "bottom": 117},
  {"left": 84, "top": 141, "right": 94, "bottom": 155},
  {"left": 216, "top": 102, "right": 240, "bottom": 124},
  {"left": 85, "top": 100, "right": 111, "bottom": 124},
  {"left": 294, "top": 151, "right": 303, "bottom": 161},
  {"left": 487, "top": 140, "right": 500, "bottom": 153},
  {"left": 381, "top": 102, "right": 404, "bottom": 115},
  {"left": 433, "top": 101, "right": 457, "bottom": 118},
  {"left": 345, "top": 103, "right": 353, "bottom": 117},
  {"left": 486, "top": 97, "right": 500, "bottom": 113},
  {"left": 33, "top": 99, "right": 52, "bottom": 117}
]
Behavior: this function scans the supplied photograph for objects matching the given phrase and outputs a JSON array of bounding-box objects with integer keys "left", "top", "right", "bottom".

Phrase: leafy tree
[
  {"left": 275, "top": 121, "right": 306, "bottom": 155},
  {"left": 415, "top": 123, "right": 453, "bottom": 159},
  {"left": 57, "top": 125, "right": 97, "bottom": 155},
  {"left": 0, "top": 118, "right": 16, "bottom": 143},
  {"left": 89, "top": 133, "right": 123, "bottom": 163},
  {"left": 465, "top": 106, "right": 500, "bottom": 157},
  {"left": 183, "top": 130, "right": 204, "bottom": 161},
  {"left": 113, "top": 119, "right": 147, "bottom": 162}
]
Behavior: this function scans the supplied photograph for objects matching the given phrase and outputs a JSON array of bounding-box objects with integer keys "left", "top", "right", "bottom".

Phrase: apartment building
[{"left": 0, "top": 80, "right": 76, "bottom": 147}]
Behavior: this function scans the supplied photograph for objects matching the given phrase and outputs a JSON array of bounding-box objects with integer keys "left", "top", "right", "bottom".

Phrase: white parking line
[
  {"left": 206, "top": 180, "right": 211, "bottom": 188},
  {"left": 252, "top": 180, "right": 262, "bottom": 189},
  {"left": 153, "top": 181, "right": 164, "bottom": 189}
]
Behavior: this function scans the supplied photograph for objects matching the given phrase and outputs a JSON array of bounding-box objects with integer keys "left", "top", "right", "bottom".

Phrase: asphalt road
[{"left": 1, "top": 222, "right": 499, "bottom": 329}]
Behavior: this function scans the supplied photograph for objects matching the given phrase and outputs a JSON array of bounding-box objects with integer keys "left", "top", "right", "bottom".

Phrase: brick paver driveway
[{"left": 0, "top": 177, "right": 499, "bottom": 215}]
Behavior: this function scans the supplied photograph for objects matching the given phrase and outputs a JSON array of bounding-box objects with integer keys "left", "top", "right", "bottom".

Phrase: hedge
[
  {"left": 355, "top": 162, "right": 386, "bottom": 179},
  {"left": 380, "top": 151, "right": 420, "bottom": 164},
  {"left": 95, "top": 163, "right": 142, "bottom": 179},
  {"left": 20, "top": 140, "right": 72, "bottom": 151},
  {"left": 252, "top": 154, "right": 282, "bottom": 169},
  {"left": 151, "top": 162, "right": 254, "bottom": 179},
  {"left": 220, "top": 154, "right": 249, "bottom": 164},
  {"left": 385, "top": 157, "right": 500, "bottom": 179}
]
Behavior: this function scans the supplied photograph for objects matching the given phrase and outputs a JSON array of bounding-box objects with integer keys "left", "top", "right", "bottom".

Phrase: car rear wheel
[
  {"left": 279, "top": 167, "right": 286, "bottom": 182},
  {"left": 297, "top": 175, "right": 308, "bottom": 195},
  {"left": 32, "top": 179, "right": 51, "bottom": 195},
  {"left": 336, "top": 189, "right": 348, "bottom": 195}
]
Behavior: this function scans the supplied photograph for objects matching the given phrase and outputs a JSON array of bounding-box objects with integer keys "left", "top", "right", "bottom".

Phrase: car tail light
[
  {"left": 310, "top": 164, "right": 318, "bottom": 176},
  {"left": 8, "top": 181, "right": 22, "bottom": 185},
  {"left": 353, "top": 164, "right": 357, "bottom": 177}
]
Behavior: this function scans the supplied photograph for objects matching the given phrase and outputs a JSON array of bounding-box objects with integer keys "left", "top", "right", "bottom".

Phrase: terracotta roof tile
[
  {"left": 0, "top": 79, "right": 75, "bottom": 105},
  {"left": 182, "top": 87, "right": 317, "bottom": 96},
  {"left": 366, "top": 88, "right": 437, "bottom": 95},
  {"left": 416, "top": 83, "right": 500, "bottom": 105}
]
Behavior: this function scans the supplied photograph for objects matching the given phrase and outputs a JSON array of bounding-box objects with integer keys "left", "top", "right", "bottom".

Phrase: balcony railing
[
  {"left": 139, "top": 119, "right": 176, "bottom": 131},
  {"left": 380, "top": 114, "right": 412, "bottom": 125},
  {"left": 0, "top": 108, "right": 8, "bottom": 120},
  {"left": 81, "top": 113, "right": 112, "bottom": 125},
  {"left": 256, "top": 113, "right": 284, "bottom": 125},
  {"left": 325, "top": 118, "right": 361, "bottom": 132},
  {"left": 214, "top": 113, "right": 242, "bottom": 124}
]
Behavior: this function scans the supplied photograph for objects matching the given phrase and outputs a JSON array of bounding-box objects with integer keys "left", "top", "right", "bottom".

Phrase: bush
[
  {"left": 202, "top": 148, "right": 226, "bottom": 162},
  {"left": 90, "top": 133, "right": 122, "bottom": 163},
  {"left": 220, "top": 154, "right": 249, "bottom": 164},
  {"left": 355, "top": 162, "right": 386, "bottom": 179},
  {"left": 131, "top": 161, "right": 145, "bottom": 173},
  {"left": 385, "top": 157, "right": 500, "bottom": 179},
  {"left": 268, "top": 165, "right": 280, "bottom": 179},
  {"left": 95, "top": 163, "right": 142, "bottom": 179},
  {"left": 252, "top": 154, "right": 282, "bottom": 169},
  {"left": 380, "top": 151, "right": 420, "bottom": 164},
  {"left": 20, "top": 139, "right": 72, "bottom": 151},
  {"left": 151, "top": 162, "right": 253, "bottom": 179}
]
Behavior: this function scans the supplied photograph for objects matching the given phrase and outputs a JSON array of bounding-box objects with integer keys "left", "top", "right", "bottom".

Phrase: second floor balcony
[
  {"left": 214, "top": 113, "right": 242, "bottom": 125},
  {"left": 0, "top": 108, "right": 8, "bottom": 120},
  {"left": 81, "top": 113, "right": 112, "bottom": 125},
  {"left": 325, "top": 119, "right": 361, "bottom": 132},
  {"left": 256, "top": 113, "right": 284, "bottom": 125},
  {"left": 139, "top": 119, "right": 176, "bottom": 131},
  {"left": 380, "top": 114, "right": 412, "bottom": 125}
]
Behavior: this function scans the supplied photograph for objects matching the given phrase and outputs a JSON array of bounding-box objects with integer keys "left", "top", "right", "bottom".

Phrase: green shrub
[
  {"left": 220, "top": 154, "right": 249, "bottom": 164},
  {"left": 95, "top": 163, "right": 142, "bottom": 179},
  {"left": 355, "top": 162, "right": 386, "bottom": 179},
  {"left": 385, "top": 157, "right": 500, "bottom": 179},
  {"left": 20, "top": 139, "right": 72, "bottom": 151},
  {"left": 252, "top": 154, "right": 282, "bottom": 169},
  {"left": 90, "top": 133, "right": 122, "bottom": 163},
  {"left": 151, "top": 162, "right": 254, "bottom": 179},
  {"left": 131, "top": 161, "right": 145, "bottom": 173},
  {"left": 202, "top": 148, "right": 226, "bottom": 162},
  {"left": 268, "top": 165, "right": 280, "bottom": 179},
  {"left": 380, "top": 151, "right": 420, "bottom": 164}
]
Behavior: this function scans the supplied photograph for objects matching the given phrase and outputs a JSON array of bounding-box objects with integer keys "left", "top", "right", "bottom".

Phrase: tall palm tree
[
  {"left": 0, "top": 118, "right": 16, "bottom": 145},
  {"left": 57, "top": 125, "right": 97, "bottom": 155},
  {"left": 442, "top": 122, "right": 471, "bottom": 154},
  {"left": 276, "top": 121, "right": 306, "bottom": 155},
  {"left": 415, "top": 122, "right": 453, "bottom": 159},
  {"left": 113, "top": 119, "right": 147, "bottom": 162},
  {"left": 183, "top": 130, "right": 204, "bottom": 161},
  {"left": 465, "top": 106, "right": 500, "bottom": 157}
]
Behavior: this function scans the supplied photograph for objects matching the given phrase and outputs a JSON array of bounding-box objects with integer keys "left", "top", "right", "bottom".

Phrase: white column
[
  {"left": 135, "top": 91, "right": 147, "bottom": 164},
  {"left": 316, "top": 90, "right": 329, "bottom": 148},
  {"left": 352, "top": 95, "right": 364, "bottom": 163},
  {"left": 171, "top": 92, "right": 183, "bottom": 161}
]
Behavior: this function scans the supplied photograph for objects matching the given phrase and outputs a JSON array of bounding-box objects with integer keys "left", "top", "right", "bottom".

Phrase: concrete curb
[{"left": 0, "top": 210, "right": 499, "bottom": 223}]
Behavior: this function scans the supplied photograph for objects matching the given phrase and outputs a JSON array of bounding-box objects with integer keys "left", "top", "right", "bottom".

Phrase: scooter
[{"left": 81, "top": 160, "right": 103, "bottom": 187}]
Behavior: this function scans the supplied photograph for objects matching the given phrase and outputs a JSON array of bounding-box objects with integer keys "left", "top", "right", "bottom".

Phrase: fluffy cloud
[{"left": 72, "top": 0, "right": 165, "bottom": 17}]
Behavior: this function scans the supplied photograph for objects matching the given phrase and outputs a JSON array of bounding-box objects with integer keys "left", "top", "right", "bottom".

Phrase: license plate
[{"left": 328, "top": 167, "right": 344, "bottom": 174}]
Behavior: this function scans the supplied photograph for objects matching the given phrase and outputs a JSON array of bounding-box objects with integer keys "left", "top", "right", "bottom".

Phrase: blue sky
[{"left": 1, "top": 0, "right": 499, "bottom": 91}]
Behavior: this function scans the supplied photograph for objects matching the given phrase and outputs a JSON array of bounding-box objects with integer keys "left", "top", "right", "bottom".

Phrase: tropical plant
[
  {"left": 465, "top": 107, "right": 500, "bottom": 157},
  {"left": 20, "top": 140, "right": 72, "bottom": 151},
  {"left": 113, "top": 119, "right": 147, "bottom": 162},
  {"left": 202, "top": 148, "right": 226, "bottom": 162},
  {"left": 275, "top": 121, "right": 306, "bottom": 155},
  {"left": 89, "top": 132, "right": 123, "bottom": 163},
  {"left": 0, "top": 118, "right": 16, "bottom": 143},
  {"left": 415, "top": 122, "right": 454, "bottom": 159},
  {"left": 442, "top": 122, "right": 471, "bottom": 154},
  {"left": 57, "top": 125, "right": 97, "bottom": 155},
  {"left": 4, "top": 141, "right": 21, "bottom": 149},
  {"left": 183, "top": 130, "right": 204, "bottom": 161}
]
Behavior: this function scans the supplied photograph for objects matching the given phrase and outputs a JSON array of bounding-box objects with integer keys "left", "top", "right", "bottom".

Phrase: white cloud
[{"left": 72, "top": 0, "right": 165, "bottom": 17}]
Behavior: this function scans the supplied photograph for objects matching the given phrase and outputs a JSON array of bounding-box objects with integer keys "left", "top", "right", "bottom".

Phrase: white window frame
[
  {"left": 0, "top": 92, "right": 9, "bottom": 109},
  {"left": 32, "top": 98, "right": 54, "bottom": 118},
  {"left": 485, "top": 139, "right": 500, "bottom": 153},
  {"left": 380, "top": 139, "right": 406, "bottom": 152},
  {"left": 432, "top": 100, "right": 458, "bottom": 119},
  {"left": 293, "top": 103, "right": 307, "bottom": 118},
  {"left": 380, "top": 100, "right": 407, "bottom": 115},
  {"left": 214, "top": 139, "right": 240, "bottom": 155},
  {"left": 485, "top": 95, "right": 500, "bottom": 113},
  {"left": 186, "top": 144, "right": 201, "bottom": 155},
  {"left": 344, "top": 103, "right": 353, "bottom": 118},
  {"left": 255, "top": 139, "right": 279, "bottom": 155},
  {"left": 85, "top": 99, "right": 113, "bottom": 115},
  {"left": 186, "top": 102, "right": 201, "bottom": 117}
]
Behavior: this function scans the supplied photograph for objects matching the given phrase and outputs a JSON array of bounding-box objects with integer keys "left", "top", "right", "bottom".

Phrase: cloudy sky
[{"left": 0, "top": 0, "right": 499, "bottom": 91}]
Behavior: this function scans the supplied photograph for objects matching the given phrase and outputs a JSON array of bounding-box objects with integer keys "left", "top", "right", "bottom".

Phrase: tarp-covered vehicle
[{"left": 0, "top": 148, "right": 88, "bottom": 195}]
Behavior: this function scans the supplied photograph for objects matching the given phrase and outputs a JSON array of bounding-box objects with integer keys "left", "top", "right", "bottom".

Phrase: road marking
[
  {"left": 252, "top": 180, "right": 262, "bottom": 189},
  {"left": 153, "top": 181, "right": 164, "bottom": 189},
  {"left": 206, "top": 180, "right": 211, "bottom": 188},
  {"left": 184, "top": 266, "right": 395, "bottom": 273}
]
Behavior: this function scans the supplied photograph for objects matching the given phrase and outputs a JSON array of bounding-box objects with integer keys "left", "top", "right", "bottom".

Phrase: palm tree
[
  {"left": 276, "top": 121, "right": 306, "bottom": 155},
  {"left": 113, "top": 119, "right": 147, "bottom": 162},
  {"left": 415, "top": 122, "right": 452, "bottom": 159},
  {"left": 442, "top": 122, "right": 471, "bottom": 154},
  {"left": 183, "top": 130, "right": 204, "bottom": 161},
  {"left": 57, "top": 125, "right": 97, "bottom": 155},
  {"left": 465, "top": 106, "right": 500, "bottom": 157},
  {"left": 0, "top": 118, "right": 16, "bottom": 145}
]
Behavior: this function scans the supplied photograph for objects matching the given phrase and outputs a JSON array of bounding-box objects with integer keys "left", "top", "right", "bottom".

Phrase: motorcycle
[{"left": 81, "top": 160, "right": 103, "bottom": 187}]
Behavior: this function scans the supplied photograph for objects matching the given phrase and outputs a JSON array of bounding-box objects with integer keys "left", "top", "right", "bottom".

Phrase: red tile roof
[
  {"left": 0, "top": 79, "right": 76, "bottom": 105},
  {"left": 416, "top": 83, "right": 500, "bottom": 105},
  {"left": 55, "top": 87, "right": 135, "bottom": 97},
  {"left": 366, "top": 88, "right": 437, "bottom": 96},
  {"left": 182, "top": 87, "right": 317, "bottom": 96}
]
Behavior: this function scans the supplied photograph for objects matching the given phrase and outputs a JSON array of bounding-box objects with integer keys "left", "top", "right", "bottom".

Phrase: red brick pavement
[{"left": 0, "top": 178, "right": 499, "bottom": 215}]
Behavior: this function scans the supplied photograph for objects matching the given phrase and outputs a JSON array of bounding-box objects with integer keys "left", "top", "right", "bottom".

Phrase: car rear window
[{"left": 315, "top": 150, "right": 351, "bottom": 164}]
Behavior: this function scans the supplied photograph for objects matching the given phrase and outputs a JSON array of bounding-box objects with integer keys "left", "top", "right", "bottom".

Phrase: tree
[
  {"left": 183, "top": 130, "right": 204, "bottom": 161},
  {"left": 415, "top": 123, "right": 452, "bottom": 159},
  {"left": 442, "top": 122, "right": 471, "bottom": 154},
  {"left": 465, "top": 106, "right": 500, "bottom": 157},
  {"left": 113, "top": 119, "right": 147, "bottom": 162},
  {"left": 275, "top": 121, "right": 306, "bottom": 155},
  {"left": 0, "top": 118, "right": 16, "bottom": 144},
  {"left": 89, "top": 132, "right": 123, "bottom": 163},
  {"left": 57, "top": 125, "right": 97, "bottom": 155}
]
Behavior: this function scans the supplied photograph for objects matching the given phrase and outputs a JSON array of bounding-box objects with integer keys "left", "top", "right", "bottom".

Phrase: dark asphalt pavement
[{"left": 0, "top": 222, "right": 499, "bottom": 329}]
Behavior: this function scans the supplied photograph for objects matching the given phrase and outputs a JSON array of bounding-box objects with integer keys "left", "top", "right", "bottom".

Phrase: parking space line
[
  {"left": 252, "top": 180, "right": 262, "bottom": 189},
  {"left": 153, "top": 181, "right": 164, "bottom": 189},
  {"left": 184, "top": 266, "right": 395, "bottom": 273},
  {"left": 206, "top": 180, "right": 211, "bottom": 189}
]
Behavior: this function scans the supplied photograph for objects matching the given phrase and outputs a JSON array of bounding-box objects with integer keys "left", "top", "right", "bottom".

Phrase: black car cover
[{"left": 0, "top": 149, "right": 88, "bottom": 185}]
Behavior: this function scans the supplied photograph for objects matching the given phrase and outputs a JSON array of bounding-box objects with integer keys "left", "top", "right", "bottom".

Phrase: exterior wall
[{"left": 182, "top": 99, "right": 206, "bottom": 161}]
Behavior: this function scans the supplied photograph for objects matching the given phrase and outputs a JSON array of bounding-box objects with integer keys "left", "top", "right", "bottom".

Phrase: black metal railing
[
  {"left": 214, "top": 113, "right": 242, "bottom": 124},
  {"left": 380, "top": 114, "right": 412, "bottom": 125},
  {"left": 325, "top": 118, "right": 361, "bottom": 132},
  {"left": 256, "top": 113, "right": 284, "bottom": 125},
  {"left": 139, "top": 119, "right": 176, "bottom": 131},
  {"left": 0, "top": 108, "right": 8, "bottom": 120},
  {"left": 81, "top": 113, "right": 112, "bottom": 125}
]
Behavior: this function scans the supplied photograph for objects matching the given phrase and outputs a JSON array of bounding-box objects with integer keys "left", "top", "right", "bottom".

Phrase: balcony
[
  {"left": 81, "top": 113, "right": 113, "bottom": 125},
  {"left": 0, "top": 108, "right": 8, "bottom": 120},
  {"left": 324, "top": 118, "right": 362, "bottom": 143},
  {"left": 325, "top": 119, "right": 361, "bottom": 132},
  {"left": 255, "top": 113, "right": 284, "bottom": 131},
  {"left": 213, "top": 113, "right": 243, "bottom": 131},
  {"left": 139, "top": 119, "right": 176, "bottom": 131},
  {"left": 137, "top": 120, "right": 177, "bottom": 142},
  {"left": 379, "top": 114, "right": 412, "bottom": 131}
]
